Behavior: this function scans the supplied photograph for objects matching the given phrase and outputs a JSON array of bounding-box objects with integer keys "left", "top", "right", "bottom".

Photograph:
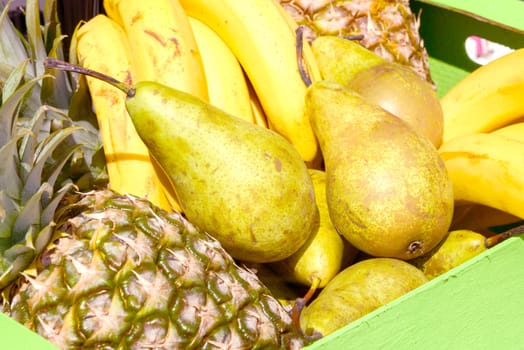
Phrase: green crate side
[
  {"left": 420, "top": 0, "right": 524, "bottom": 31},
  {"left": 428, "top": 57, "right": 470, "bottom": 98},
  {"left": 411, "top": 0, "right": 524, "bottom": 96},
  {"left": 305, "top": 235, "right": 524, "bottom": 349},
  {"left": 0, "top": 312, "right": 58, "bottom": 349}
]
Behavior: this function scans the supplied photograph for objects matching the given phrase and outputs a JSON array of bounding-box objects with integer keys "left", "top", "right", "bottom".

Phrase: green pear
[
  {"left": 412, "top": 228, "right": 518, "bottom": 279},
  {"left": 300, "top": 258, "right": 428, "bottom": 337},
  {"left": 312, "top": 36, "right": 443, "bottom": 148},
  {"left": 311, "top": 35, "right": 385, "bottom": 83},
  {"left": 306, "top": 81, "right": 454, "bottom": 260},
  {"left": 270, "top": 169, "right": 358, "bottom": 288},
  {"left": 44, "top": 58, "right": 319, "bottom": 263},
  {"left": 122, "top": 81, "right": 319, "bottom": 263}
]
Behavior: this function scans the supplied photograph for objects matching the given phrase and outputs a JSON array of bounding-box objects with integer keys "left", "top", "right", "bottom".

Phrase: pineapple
[
  {"left": 1, "top": 1, "right": 310, "bottom": 348},
  {"left": 9, "top": 190, "right": 308, "bottom": 349},
  {"left": 278, "top": 0, "right": 434, "bottom": 84}
]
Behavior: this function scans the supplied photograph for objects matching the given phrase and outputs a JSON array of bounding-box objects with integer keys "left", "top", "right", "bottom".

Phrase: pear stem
[
  {"left": 43, "top": 57, "right": 134, "bottom": 97},
  {"left": 290, "top": 277, "right": 323, "bottom": 341},
  {"left": 485, "top": 223, "right": 524, "bottom": 248}
]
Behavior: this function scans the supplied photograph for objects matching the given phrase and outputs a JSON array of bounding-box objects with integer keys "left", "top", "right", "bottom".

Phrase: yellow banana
[
  {"left": 103, "top": 0, "right": 208, "bottom": 101},
  {"left": 491, "top": 121, "right": 524, "bottom": 141},
  {"left": 440, "top": 48, "right": 524, "bottom": 144},
  {"left": 187, "top": 16, "right": 254, "bottom": 123},
  {"left": 246, "top": 77, "right": 269, "bottom": 129},
  {"left": 450, "top": 203, "right": 521, "bottom": 236},
  {"left": 104, "top": 0, "right": 209, "bottom": 212},
  {"left": 75, "top": 14, "right": 171, "bottom": 210},
  {"left": 439, "top": 132, "right": 524, "bottom": 218},
  {"left": 179, "top": 0, "right": 322, "bottom": 162}
]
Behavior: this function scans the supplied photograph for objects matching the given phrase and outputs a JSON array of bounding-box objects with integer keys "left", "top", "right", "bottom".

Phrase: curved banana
[
  {"left": 188, "top": 16, "right": 254, "bottom": 123},
  {"left": 179, "top": 0, "right": 322, "bottom": 162},
  {"left": 103, "top": 0, "right": 208, "bottom": 101},
  {"left": 75, "top": 14, "right": 171, "bottom": 210},
  {"left": 439, "top": 132, "right": 524, "bottom": 218},
  {"left": 440, "top": 48, "right": 524, "bottom": 144},
  {"left": 246, "top": 77, "right": 269, "bottom": 129},
  {"left": 491, "top": 121, "right": 524, "bottom": 142}
]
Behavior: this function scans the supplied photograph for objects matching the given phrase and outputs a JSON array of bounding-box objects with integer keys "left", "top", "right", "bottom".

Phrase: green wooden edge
[
  {"left": 411, "top": 0, "right": 524, "bottom": 74},
  {"left": 0, "top": 312, "right": 58, "bottom": 349},
  {"left": 305, "top": 235, "right": 524, "bottom": 349}
]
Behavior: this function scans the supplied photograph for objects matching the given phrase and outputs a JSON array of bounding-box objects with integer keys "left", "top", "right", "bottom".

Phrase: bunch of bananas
[
  {"left": 438, "top": 47, "right": 524, "bottom": 228},
  {"left": 73, "top": 0, "right": 322, "bottom": 212}
]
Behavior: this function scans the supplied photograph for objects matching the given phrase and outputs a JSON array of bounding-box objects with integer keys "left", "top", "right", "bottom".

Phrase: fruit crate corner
[{"left": 411, "top": 0, "right": 524, "bottom": 97}]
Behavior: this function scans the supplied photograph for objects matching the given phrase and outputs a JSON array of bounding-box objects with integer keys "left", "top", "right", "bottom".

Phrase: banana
[
  {"left": 75, "top": 14, "right": 171, "bottom": 210},
  {"left": 450, "top": 203, "right": 521, "bottom": 236},
  {"left": 104, "top": 0, "right": 209, "bottom": 212},
  {"left": 103, "top": 0, "right": 208, "bottom": 101},
  {"left": 439, "top": 132, "right": 524, "bottom": 219},
  {"left": 179, "top": 0, "right": 322, "bottom": 162},
  {"left": 440, "top": 48, "right": 524, "bottom": 144},
  {"left": 246, "top": 76, "right": 269, "bottom": 129},
  {"left": 187, "top": 16, "right": 254, "bottom": 123},
  {"left": 491, "top": 121, "right": 524, "bottom": 141}
]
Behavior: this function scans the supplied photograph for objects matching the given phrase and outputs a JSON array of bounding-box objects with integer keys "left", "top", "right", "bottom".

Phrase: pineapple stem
[{"left": 43, "top": 58, "right": 134, "bottom": 97}]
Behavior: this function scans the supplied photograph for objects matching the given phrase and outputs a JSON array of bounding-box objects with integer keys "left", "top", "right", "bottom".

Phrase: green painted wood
[
  {"left": 421, "top": 0, "right": 524, "bottom": 31},
  {"left": 306, "top": 235, "right": 524, "bottom": 349},
  {"left": 0, "top": 312, "right": 59, "bottom": 349},
  {"left": 411, "top": 0, "right": 524, "bottom": 74},
  {"left": 428, "top": 57, "right": 470, "bottom": 98}
]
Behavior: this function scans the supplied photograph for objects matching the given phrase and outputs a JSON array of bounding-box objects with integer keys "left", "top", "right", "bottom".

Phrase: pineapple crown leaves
[
  {"left": 1, "top": 0, "right": 106, "bottom": 190},
  {"left": 0, "top": 63, "right": 81, "bottom": 290}
]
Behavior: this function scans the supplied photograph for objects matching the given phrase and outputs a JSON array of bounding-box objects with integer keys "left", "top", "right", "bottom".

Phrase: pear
[
  {"left": 412, "top": 228, "right": 519, "bottom": 279},
  {"left": 311, "top": 35, "right": 385, "bottom": 83},
  {"left": 300, "top": 258, "right": 428, "bottom": 337},
  {"left": 312, "top": 35, "right": 443, "bottom": 148},
  {"left": 270, "top": 169, "right": 358, "bottom": 288},
  {"left": 124, "top": 81, "right": 320, "bottom": 263},
  {"left": 47, "top": 58, "right": 320, "bottom": 263},
  {"left": 306, "top": 81, "right": 454, "bottom": 260}
]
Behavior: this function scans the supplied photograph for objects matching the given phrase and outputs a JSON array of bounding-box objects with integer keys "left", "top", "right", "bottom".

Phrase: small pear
[
  {"left": 312, "top": 36, "right": 443, "bottom": 148},
  {"left": 300, "top": 258, "right": 428, "bottom": 337},
  {"left": 306, "top": 81, "right": 454, "bottom": 260},
  {"left": 412, "top": 229, "right": 518, "bottom": 279},
  {"left": 270, "top": 169, "right": 358, "bottom": 288}
]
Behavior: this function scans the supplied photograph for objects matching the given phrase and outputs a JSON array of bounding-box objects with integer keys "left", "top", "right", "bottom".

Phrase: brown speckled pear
[
  {"left": 125, "top": 81, "right": 319, "bottom": 263},
  {"left": 312, "top": 36, "right": 443, "bottom": 148},
  {"left": 300, "top": 258, "right": 428, "bottom": 337},
  {"left": 306, "top": 80, "right": 453, "bottom": 260}
]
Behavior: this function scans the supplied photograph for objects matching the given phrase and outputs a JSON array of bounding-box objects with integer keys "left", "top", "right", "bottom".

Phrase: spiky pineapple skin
[
  {"left": 6, "top": 190, "right": 307, "bottom": 349},
  {"left": 278, "top": 0, "right": 433, "bottom": 85}
]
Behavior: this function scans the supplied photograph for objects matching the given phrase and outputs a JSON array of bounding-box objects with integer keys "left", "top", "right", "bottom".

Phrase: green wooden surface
[
  {"left": 0, "top": 312, "right": 58, "bottom": 349},
  {"left": 305, "top": 235, "right": 524, "bottom": 349},
  {"left": 422, "top": 0, "right": 524, "bottom": 31},
  {"left": 411, "top": 0, "right": 524, "bottom": 76}
]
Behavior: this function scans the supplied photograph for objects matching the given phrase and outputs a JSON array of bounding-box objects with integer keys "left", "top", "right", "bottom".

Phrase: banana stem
[
  {"left": 44, "top": 57, "right": 134, "bottom": 97},
  {"left": 485, "top": 223, "right": 524, "bottom": 248},
  {"left": 295, "top": 26, "right": 312, "bottom": 87}
]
